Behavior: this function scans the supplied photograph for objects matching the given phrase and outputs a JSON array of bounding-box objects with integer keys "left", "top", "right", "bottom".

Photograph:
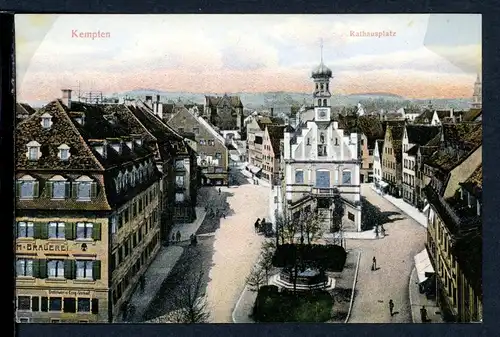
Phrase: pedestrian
[
  {"left": 176, "top": 230, "right": 181, "bottom": 242},
  {"left": 389, "top": 299, "right": 394, "bottom": 316},
  {"left": 255, "top": 218, "right": 260, "bottom": 233},
  {"left": 375, "top": 224, "right": 379, "bottom": 238},
  {"left": 420, "top": 305, "right": 428, "bottom": 322},
  {"left": 171, "top": 232, "right": 175, "bottom": 243},
  {"left": 139, "top": 274, "right": 146, "bottom": 292},
  {"left": 372, "top": 256, "right": 377, "bottom": 271},
  {"left": 223, "top": 213, "right": 226, "bottom": 219},
  {"left": 190, "top": 234, "right": 195, "bottom": 246},
  {"left": 193, "top": 235, "right": 198, "bottom": 246}
]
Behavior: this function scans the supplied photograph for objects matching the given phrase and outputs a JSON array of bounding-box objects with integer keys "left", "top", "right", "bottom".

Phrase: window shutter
[
  {"left": 38, "top": 259, "right": 48, "bottom": 279},
  {"left": 65, "top": 223, "right": 75, "bottom": 240},
  {"left": 33, "top": 181, "right": 40, "bottom": 197},
  {"left": 91, "top": 298, "right": 99, "bottom": 314},
  {"left": 92, "top": 223, "right": 101, "bottom": 241},
  {"left": 33, "top": 259, "right": 40, "bottom": 278},
  {"left": 46, "top": 182, "right": 53, "bottom": 198},
  {"left": 33, "top": 222, "right": 42, "bottom": 239},
  {"left": 16, "top": 181, "right": 21, "bottom": 197},
  {"left": 91, "top": 182, "right": 98, "bottom": 198},
  {"left": 40, "top": 223, "right": 49, "bottom": 240},
  {"left": 92, "top": 260, "right": 101, "bottom": 280},
  {"left": 64, "top": 260, "right": 75, "bottom": 279},
  {"left": 72, "top": 183, "right": 78, "bottom": 199},
  {"left": 65, "top": 182, "right": 71, "bottom": 198}
]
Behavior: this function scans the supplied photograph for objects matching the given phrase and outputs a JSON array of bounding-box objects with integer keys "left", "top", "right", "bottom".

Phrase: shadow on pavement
[{"left": 361, "top": 196, "right": 405, "bottom": 231}]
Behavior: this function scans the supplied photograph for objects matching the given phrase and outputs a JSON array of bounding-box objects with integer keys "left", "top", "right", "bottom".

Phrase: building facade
[
  {"left": 15, "top": 92, "right": 162, "bottom": 323},
  {"left": 381, "top": 124, "right": 404, "bottom": 197},
  {"left": 246, "top": 114, "right": 274, "bottom": 176},
  {"left": 282, "top": 60, "right": 362, "bottom": 233},
  {"left": 373, "top": 140, "right": 384, "bottom": 184},
  {"left": 167, "top": 107, "right": 229, "bottom": 186},
  {"left": 261, "top": 125, "right": 293, "bottom": 184},
  {"left": 204, "top": 94, "right": 244, "bottom": 131},
  {"left": 401, "top": 125, "right": 440, "bottom": 206}
]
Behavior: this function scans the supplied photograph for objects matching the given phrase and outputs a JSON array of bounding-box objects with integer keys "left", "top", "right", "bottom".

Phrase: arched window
[
  {"left": 317, "top": 99, "right": 321, "bottom": 106},
  {"left": 320, "top": 84, "right": 324, "bottom": 90},
  {"left": 320, "top": 133, "right": 325, "bottom": 143},
  {"left": 323, "top": 99, "right": 327, "bottom": 106},
  {"left": 315, "top": 170, "right": 330, "bottom": 188}
]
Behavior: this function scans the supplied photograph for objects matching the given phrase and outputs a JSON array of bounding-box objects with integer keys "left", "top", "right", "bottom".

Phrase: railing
[{"left": 311, "top": 187, "right": 340, "bottom": 196}]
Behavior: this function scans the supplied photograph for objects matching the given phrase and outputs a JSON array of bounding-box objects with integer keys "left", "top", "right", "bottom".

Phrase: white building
[
  {"left": 282, "top": 59, "right": 362, "bottom": 233},
  {"left": 373, "top": 139, "right": 384, "bottom": 184},
  {"left": 470, "top": 73, "right": 482, "bottom": 109}
]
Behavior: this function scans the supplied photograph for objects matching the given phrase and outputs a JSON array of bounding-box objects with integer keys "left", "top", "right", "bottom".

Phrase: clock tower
[{"left": 312, "top": 41, "right": 332, "bottom": 122}]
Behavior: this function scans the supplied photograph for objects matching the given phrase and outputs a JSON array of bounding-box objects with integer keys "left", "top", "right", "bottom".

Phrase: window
[
  {"left": 16, "top": 259, "right": 34, "bottom": 277},
  {"left": 335, "top": 138, "right": 339, "bottom": 146},
  {"left": 63, "top": 298, "right": 76, "bottom": 313},
  {"left": 316, "top": 170, "right": 330, "bottom": 188},
  {"left": 342, "top": 170, "right": 352, "bottom": 185},
  {"left": 175, "top": 193, "right": 185, "bottom": 202},
  {"left": 52, "top": 181, "right": 67, "bottom": 199},
  {"left": 295, "top": 170, "right": 304, "bottom": 184},
  {"left": 178, "top": 128, "right": 184, "bottom": 133},
  {"left": 199, "top": 139, "right": 206, "bottom": 145},
  {"left": 78, "top": 298, "right": 91, "bottom": 312},
  {"left": 17, "top": 296, "right": 31, "bottom": 310},
  {"left": 28, "top": 145, "right": 39, "bottom": 160},
  {"left": 49, "top": 222, "right": 65, "bottom": 239},
  {"left": 208, "top": 140, "right": 215, "bottom": 146},
  {"left": 20, "top": 181, "right": 35, "bottom": 199},
  {"left": 77, "top": 222, "right": 93, "bottom": 239},
  {"left": 175, "top": 160, "right": 184, "bottom": 169},
  {"left": 76, "top": 260, "right": 93, "bottom": 279},
  {"left": 49, "top": 297, "right": 62, "bottom": 312},
  {"left": 77, "top": 182, "right": 91, "bottom": 200},
  {"left": 215, "top": 152, "right": 222, "bottom": 159},
  {"left": 176, "top": 175, "right": 185, "bottom": 188},
  {"left": 18, "top": 318, "right": 30, "bottom": 323},
  {"left": 32, "top": 297, "right": 39, "bottom": 311},
  {"left": 58, "top": 144, "right": 70, "bottom": 161},
  {"left": 48, "top": 260, "right": 65, "bottom": 278},
  {"left": 193, "top": 127, "right": 199, "bottom": 134},
  {"left": 17, "top": 221, "right": 34, "bottom": 238}
]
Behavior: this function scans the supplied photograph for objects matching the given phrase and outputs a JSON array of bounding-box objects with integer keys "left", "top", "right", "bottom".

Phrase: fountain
[{"left": 269, "top": 267, "right": 335, "bottom": 291}]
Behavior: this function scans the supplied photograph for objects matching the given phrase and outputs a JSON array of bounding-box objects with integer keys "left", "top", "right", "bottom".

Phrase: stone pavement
[
  {"left": 120, "top": 245, "right": 184, "bottom": 322},
  {"left": 370, "top": 184, "right": 427, "bottom": 228},
  {"left": 170, "top": 207, "right": 207, "bottom": 243},
  {"left": 408, "top": 267, "right": 443, "bottom": 323},
  {"left": 347, "top": 185, "right": 426, "bottom": 323}
]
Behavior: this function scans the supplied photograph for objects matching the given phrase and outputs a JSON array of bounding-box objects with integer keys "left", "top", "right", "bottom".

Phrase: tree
[
  {"left": 330, "top": 196, "right": 346, "bottom": 248},
  {"left": 300, "top": 208, "right": 324, "bottom": 245},
  {"left": 171, "top": 269, "right": 211, "bottom": 323},
  {"left": 281, "top": 213, "right": 300, "bottom": 244},
  {"left": 275, "top": 214, "right": 287, "bottom": 245},
  {"left": 246, "top": 265, "right": 266, "bottom": 292},
  {"left": 259, "top": 240, "right": 276, "bottom": 283}
]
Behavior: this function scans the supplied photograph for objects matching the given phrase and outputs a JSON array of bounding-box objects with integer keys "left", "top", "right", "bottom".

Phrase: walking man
[
  {"left": 176, "top": 230, "right": 181, "bottom": 242},
  {"left": 372, "top": 256, "right": 377, "bottom": 271},
  {"left": 218, "top": 187, "right": 221, "bottom": 195},
  {"left": 171, "top": 232, "right": 175, "bottom": 243},
  {"left": 420, "top": 305, "right": 428, "bottom": 322},
  {"left": 389, "top": 299, "right": 394, "bottom": 316}
]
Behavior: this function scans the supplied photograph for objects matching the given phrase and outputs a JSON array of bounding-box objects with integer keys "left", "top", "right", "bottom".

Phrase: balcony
[{"left": 311, "top": 187, "right": 340, "bottom": 196}]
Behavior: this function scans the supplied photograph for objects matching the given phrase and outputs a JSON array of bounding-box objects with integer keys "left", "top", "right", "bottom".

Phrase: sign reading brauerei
[
  {"left": 16, "top": 242, "right": 68, "bottom": 252},
  {"left": 48, "top": 289, "right": 91, "bottom": 296}
]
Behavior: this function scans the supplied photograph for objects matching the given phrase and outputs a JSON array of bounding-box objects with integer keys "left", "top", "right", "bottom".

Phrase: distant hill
[{"left": 22, "top": 89, "right": 472, "bottom": 111}]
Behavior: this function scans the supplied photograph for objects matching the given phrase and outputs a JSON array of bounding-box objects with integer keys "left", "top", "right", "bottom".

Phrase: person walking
[
  {"left": 171, "top": 232, "right": 176, "bottom": 243},
  {"left": 389, "top": 299, "right": 394, "bottom": 316},
  {"left": 381, "top": 224, "right": 386, "bottom": 237},
  {"left": 372, "top": 256, "right": 377, "bottom": 271},
  {"left": 176, "top": 230, "right": 181, "bottom": 242},
  {"left": 420, "top": 305, "right": 428, "bottom": 322},
  {"left": 190, "top": 234, "right": 195, "bottom": 246},
  {"left": 218, "top": 187, "right": 221, "bottom": 195}
]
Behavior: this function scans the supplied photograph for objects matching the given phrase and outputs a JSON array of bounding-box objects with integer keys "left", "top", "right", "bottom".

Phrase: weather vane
[{"left": 320, "top": 38, "right": 324, "bottom": 63}]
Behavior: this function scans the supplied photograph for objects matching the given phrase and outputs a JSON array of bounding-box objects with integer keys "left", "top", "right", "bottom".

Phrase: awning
[
  {"left": 414, "top": 249, "right": 435, "bottom": 284},
  {"left": 379, "top": 181, "right": 389, "bottom": 188},
  {"left": 423, "top": 203, "right": 430, "bottom": 216},
  {"left": 246, "top": 164, "right": 262, "bottom": 174}
]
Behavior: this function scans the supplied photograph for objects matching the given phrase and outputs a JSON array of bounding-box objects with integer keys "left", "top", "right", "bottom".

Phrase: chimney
[
  {"left": 450, "top": 108, "right": 454, "bottom": 118},
  {"left": 271, "top": 107, "right": 274, "bottom": 117},
  {"left": 156, "top": 95, "right": 160, "bottom": 102},
  {"left": 61, "top": 89, "right": 72, "bottom": 109},
  {"left": 157, "top": 103, "right": 163, "bottom": 119},
  {"left": 145, "top": 95, "right": 153, "bottom": 107}
]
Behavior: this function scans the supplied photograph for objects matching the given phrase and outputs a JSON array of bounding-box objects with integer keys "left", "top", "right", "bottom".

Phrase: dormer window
[
  {"left": 41, "top": 113, "right": 53, "bottom": 129},
  {"left": 74, "top": 176, "right": 96, "bottom": 201},
  {"left": 26, "top": 141, "right": 41, "bottom": 161},
  {"left": 58, "top": 144, "right": 71, "bottom": 161},
  {"left": 126, "top": 141, "right": 133, "bottom": 150},
  {"left": 135, "top": 138, "right": 143, "bottom": 146},
  {"left": 16, "top": 175, "right": 39, "bottom": 199},
  {"left": 111, "top": 143, "right": 121, "bottom": 153},
  {"left": 48, "top": 175, "right": 69, "bottom": 199},
  {"left": 307, "top": 138, "right": 311, "bottom": 146}
]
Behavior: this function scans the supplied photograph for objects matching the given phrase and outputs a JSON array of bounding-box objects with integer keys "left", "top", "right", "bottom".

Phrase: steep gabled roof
[
  {"left": 463, "top": 108, "right": 482, "bottom": 122},
  {"left": 406, "top": 145, "right": 420, "bottom": 156},
  {"left": 442, "top": 122, "right": 482, "bottom": 148},
  {"left": 376, "top": 139, "right": 385, "bottom": 159},
  {"left": 387, "top": 125, "right": 405, "bottom": 162},
  {"left": 205, "top": 95, "right": 243, "bottom": 108},
  {"left": 406, "top": 125, "right": 441, "bottom": 146},
  {"left": 460, "top": 164, "right": 482, "bottom": 199},
  {"left": 267, "top": 125, "right": 293, "bottom": 156},
  {"left": 16, "top": 100, "right": 104, "bottom": 171},
  {"left": 414, "top": 109, "right": 434, "bottom": 124},
  {"left": 358, "top": 115, "right": 385, "bottom": 149}
]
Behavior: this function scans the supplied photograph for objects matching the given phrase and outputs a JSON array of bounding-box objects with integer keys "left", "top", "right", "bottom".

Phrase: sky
[{"left": 15, "top": 14, "right": 481, "bottom": 103}]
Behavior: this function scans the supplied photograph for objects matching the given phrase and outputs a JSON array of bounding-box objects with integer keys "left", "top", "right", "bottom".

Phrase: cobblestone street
[{"left": 347, "top": 184, "right": 426, "bottom": 323}]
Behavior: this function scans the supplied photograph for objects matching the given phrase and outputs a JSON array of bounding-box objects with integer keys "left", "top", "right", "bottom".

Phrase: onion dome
[{"left": 311, "top": 62, "right": 332, "bottom": 78}]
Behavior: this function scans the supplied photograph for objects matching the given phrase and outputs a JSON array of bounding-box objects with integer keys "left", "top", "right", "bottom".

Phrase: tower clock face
[{"left": 319, "top": 110, "right": 326, "bottom": 117}]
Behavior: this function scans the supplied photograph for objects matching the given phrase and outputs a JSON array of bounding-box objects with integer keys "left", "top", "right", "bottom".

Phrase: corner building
[
  {"left": 282, "top": 59, "right": 362, "bottom": 232},
  {"left": 15, "top": 93, "right": 162, "bottom": 323}
]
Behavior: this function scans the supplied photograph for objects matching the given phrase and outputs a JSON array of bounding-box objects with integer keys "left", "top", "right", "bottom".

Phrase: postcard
[{"left": 14, "top": 14, "right": 482, "bottom": 324}]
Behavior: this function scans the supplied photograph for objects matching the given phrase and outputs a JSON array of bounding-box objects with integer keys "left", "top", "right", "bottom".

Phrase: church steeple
[
  {"left": 311, "top": 39, "right": 332, "bottom": 121},
  {"left": 471, "top": 73, "right": 482, "bottom": 109}
]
